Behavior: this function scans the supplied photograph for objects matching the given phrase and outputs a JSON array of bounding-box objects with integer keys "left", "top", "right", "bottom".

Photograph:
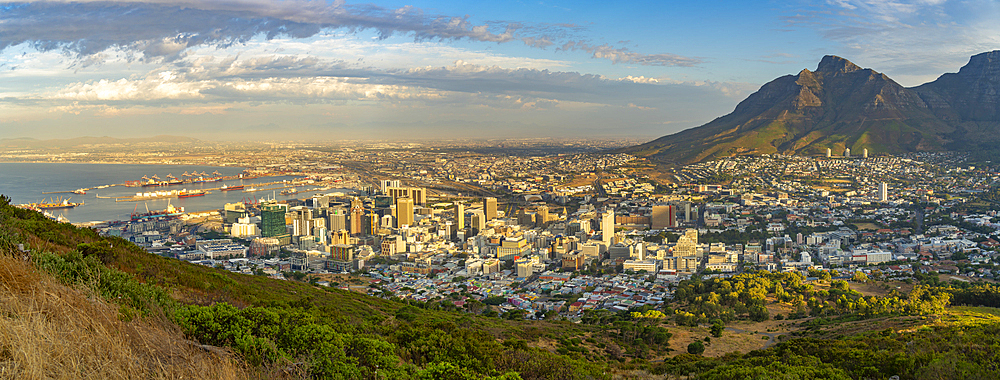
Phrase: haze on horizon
[{"left": 2, "top": 0, "right": 998, "bottom": 142}]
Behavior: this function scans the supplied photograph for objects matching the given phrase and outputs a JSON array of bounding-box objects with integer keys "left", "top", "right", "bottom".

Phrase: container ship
[
  {"left": 178, "top": 190, "right": 208, "bottom": 198},
  {"left": 221, "top": 184, "right": 245, "bottom": 191}
]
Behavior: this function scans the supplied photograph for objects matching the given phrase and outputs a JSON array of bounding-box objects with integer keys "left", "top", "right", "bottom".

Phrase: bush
[{"left": 688, "top": 341, "right": 706, "bottom": 355}]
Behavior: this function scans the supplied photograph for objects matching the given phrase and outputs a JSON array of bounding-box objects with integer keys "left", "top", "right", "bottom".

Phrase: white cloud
[
  {"left": 1, "top": 0, "right": 698, "bottom": 67},
  {"left": 789, "top": 0, "right": 1000, "bottom": 85}
]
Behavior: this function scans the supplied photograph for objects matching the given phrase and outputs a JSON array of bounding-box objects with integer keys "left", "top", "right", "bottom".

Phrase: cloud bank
[{"left": 0, "top": 0, "right": 700, "bottom": 67}]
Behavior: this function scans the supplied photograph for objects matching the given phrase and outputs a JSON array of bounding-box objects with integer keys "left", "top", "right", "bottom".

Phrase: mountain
[
  {"left": 0, "top": 135, "right": 199, "bottom": 149},
  {"left": 623, "top": 52, "right": 1000, "bottom": 164}
]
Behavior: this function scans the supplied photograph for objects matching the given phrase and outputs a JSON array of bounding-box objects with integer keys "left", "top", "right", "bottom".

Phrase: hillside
[{"left": 623, "top": 51, "right": 1000, "bottom": 165}]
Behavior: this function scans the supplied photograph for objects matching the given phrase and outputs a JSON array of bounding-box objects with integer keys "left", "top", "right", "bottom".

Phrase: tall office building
[
  {"left": 879, "top": 182, "right": 888, "bottom": 202},
  {"left": 844, "top": 147, "right": 851, "bottom": 157},
  {"left": 397, "top": 197, "right": 414, "bottom": 228},
  {"left": 363, "top": 211, "right": 379, "bottom": 235},
  {"left": 453, "top": 202, "right": 465, "bottom": 230},
  {"left": 863, "top": 148, "right": 869, "bottom": 158},
  {"left": 536, "top": 205, "right": 549, "bottom": 226},
  {"left": 385, "top": 186, "right": 426, "bottom": 205},
  {"left": 826, "top": 148, "right": 832, "bottom": 158},
  {"left": 470, "top": 211, "right": 486, "bottom": 232},
  {"left": 651, "top": 204, "right": 676, "bottom": 229},
  {"left": 260, "top": 202, "right": 289, "bottom": 238},
  {"left": 484, "top": 197, "right": 498, "bottom": 220},
  {"left": 381, "top": 179, "right": 401, "bottom": 193},
  {"left": 328, "top": 209, "right": 347, "bottom": 231},
  {"left": 350, "top": 203, "right": 365, "bottom": 236},
  {"left": 291, "top": 207, "right": 314, "bottom": 236},
  {"left": 601, "top": 209, "right": 615, "bottom": 245}
]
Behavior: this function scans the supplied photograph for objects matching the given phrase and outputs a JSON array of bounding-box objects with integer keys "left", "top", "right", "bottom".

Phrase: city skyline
[{"left": 2, "top": 0, "right": 998, "bottom": 141}]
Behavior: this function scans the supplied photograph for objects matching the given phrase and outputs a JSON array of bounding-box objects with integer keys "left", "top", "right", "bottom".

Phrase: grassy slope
[{"left": 0, "top": 249, "right": 249, "bottom": 379}]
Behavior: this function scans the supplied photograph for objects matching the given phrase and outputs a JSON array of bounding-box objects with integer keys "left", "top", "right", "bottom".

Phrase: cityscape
[
  {"left": 3, "top": 0, "right": 1000, "bottom": 378},
  {"left": 9, "top": 140, "right": 998, "bottom": 319}
]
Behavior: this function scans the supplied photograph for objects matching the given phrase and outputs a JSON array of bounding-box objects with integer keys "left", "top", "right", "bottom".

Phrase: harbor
[{"left": 0, "top": 162, "right": 361, "bottom": 224}]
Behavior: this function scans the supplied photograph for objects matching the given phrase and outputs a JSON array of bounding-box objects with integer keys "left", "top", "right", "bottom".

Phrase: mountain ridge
[{"left": 622, "top": 52, "right": 1000, "bottom": 164}]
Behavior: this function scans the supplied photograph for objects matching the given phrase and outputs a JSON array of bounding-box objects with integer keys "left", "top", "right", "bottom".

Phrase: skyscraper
[
  {"left": 602, "top": 209, "right": 614, "bottom": 245},
  {"left": 536, "top": 205, "right": 549, "bottom": 226},
  {"left": 260, "top": 202, "right": 288, "bottom": 238},
  {"left": 844, "top": 147, "right": 851, "bottom": 157},
  {"left": 863, "top": 148, "right": 869, "bottom": 158},
  {"left": 328, "top": 209, "right": 347, "bottom": 231},
  {"left": 879, "top": 182, "right": 888, "bottom": 202},
  {"left": 454, "top": 201, "right": 464, "bottom": 230},
  {"left": 380, "top": 179, "right": 401, "bottom": 193},
  {"left": 350, "top": 203, "right": 365, "bottom": 236},
  {"left": 397, "top": 197, "right": 414, "bottom": 228},
  {"left": 484, "top": 197, "right": 497, "bottom": 220},
  {"left": 651, "top": 204, "right": 676, "bottom": 229},
  {"left": 385, "top": 186, "right": 426, "bottom": 205}
]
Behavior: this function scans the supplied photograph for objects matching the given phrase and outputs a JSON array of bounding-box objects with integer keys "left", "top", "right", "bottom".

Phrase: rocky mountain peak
[
  {"left": 957, "top": 50, "right": 1000, "bottom": 83},
  {"left": 816, "top": 55, "right": 862, "bottom": 74}
]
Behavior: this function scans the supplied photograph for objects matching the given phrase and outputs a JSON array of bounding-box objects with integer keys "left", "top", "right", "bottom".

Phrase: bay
[{"left": 0, "top": 163, "right": 352, "bottom": 223}]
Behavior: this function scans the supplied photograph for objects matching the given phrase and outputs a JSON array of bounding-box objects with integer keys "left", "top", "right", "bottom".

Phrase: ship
[
  {"left": 178, "top": 189, "right": 208, "bottom": 198},
  {"left": 131, "top": 202, "right": 184, "bottom": 221},
  {"left": 221, "top": 184, "right": 245, "bottom": 191},
  {"left": 31, "top": 197, "right": 84, "bottom": 210}
]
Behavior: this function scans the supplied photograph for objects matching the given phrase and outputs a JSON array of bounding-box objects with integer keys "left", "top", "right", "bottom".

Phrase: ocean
[{"left": 0, "top": 163, "right": 351, "bottom": 223}]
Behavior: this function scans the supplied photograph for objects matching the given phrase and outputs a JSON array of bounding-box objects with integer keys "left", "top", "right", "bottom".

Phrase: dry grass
[{"left": 0, "top": 254, "right": 250, "bottom": 380}]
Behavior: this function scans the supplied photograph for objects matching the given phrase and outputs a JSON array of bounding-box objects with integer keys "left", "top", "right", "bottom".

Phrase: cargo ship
[
  {"left": 178, "top": 190, "right": 208, "bottom": 198},
  {"left": 28, "top": 197, "right": 83, "bottom": 210},
  {"left": 221, "top": 184, "right": 245, "bottom": 191},
  {"left": 131, "top": 203, "right": 184, "bottom": 221}
]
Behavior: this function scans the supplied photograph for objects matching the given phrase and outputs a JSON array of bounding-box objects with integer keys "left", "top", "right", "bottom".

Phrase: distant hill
[
  {"left": 622, "top": 51, "right": 1000, "bottom": 164},
  {"left": 0, "top": 135, "right": 199, "bottom": 149}
]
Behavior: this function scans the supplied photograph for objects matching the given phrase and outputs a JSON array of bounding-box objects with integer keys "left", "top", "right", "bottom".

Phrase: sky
[{"left": 1, "top": 0, "right": 998, "bottom": 142}]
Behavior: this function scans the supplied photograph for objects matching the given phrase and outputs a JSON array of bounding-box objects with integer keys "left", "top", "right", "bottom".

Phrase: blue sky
[{"left": 1, "top": 0, "right": 997, "bottom": 141}]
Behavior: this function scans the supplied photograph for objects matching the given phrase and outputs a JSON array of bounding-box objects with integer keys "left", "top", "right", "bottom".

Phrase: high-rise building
[
  {"left": 879, "top": 182, "right": 888, "bottom": 202},
  {"left": 397, "top": 197, "right": 414, "bottom": 227},
  {"left": 826, "top": 148, "right": 832, "bottom": 158},
  {"left": 651, "top": 204, "right": 676, "bottom": 229},
  {"left": 863, "top": 148, "right": 869, "bottom": 158},
  {"left": 385, "top": 186, "right": 426, "bottom": 205},
  {"left": 844, "top": 147, "right": 851, "bottom": 157},
  {"left": 470, "top": 211, "right": 486, "bottom": 232},
  {"left": 536, "top": 205, "right": 549, "bottom": 226},
  {"left": 350, "top": 203, "right": 365, "bottom": 236},
  {"left": 260, "top": 202, "right": 289, "bottom": 238},
  {"left": 601, "top": 209, "right": 615, "bottom": 245},
  {"left": 380, "top": 179, "right": 401, "bottom": 193},
  {"left": 454, "top": 202, "right": 464, "bottom": 230},
  {"left": 484, "top": 197, "right": 498, "bottom": 220},
  {"left": 363, "top": 211, "right": 379, "bottom": 235},
  {"left": 328, "top": 209, "right": 347, "bottom": 231}
]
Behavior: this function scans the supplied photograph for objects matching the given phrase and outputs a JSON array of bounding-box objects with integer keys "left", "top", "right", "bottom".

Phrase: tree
[
  {"left": 852, "top": 271, "right": 869, "bottom": 283},
  {"left": 687, "top": 341, "right": 706, "bottom": 355},
  {"left": 710, "top": 320, "right": 725, "bottom": 338}
]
